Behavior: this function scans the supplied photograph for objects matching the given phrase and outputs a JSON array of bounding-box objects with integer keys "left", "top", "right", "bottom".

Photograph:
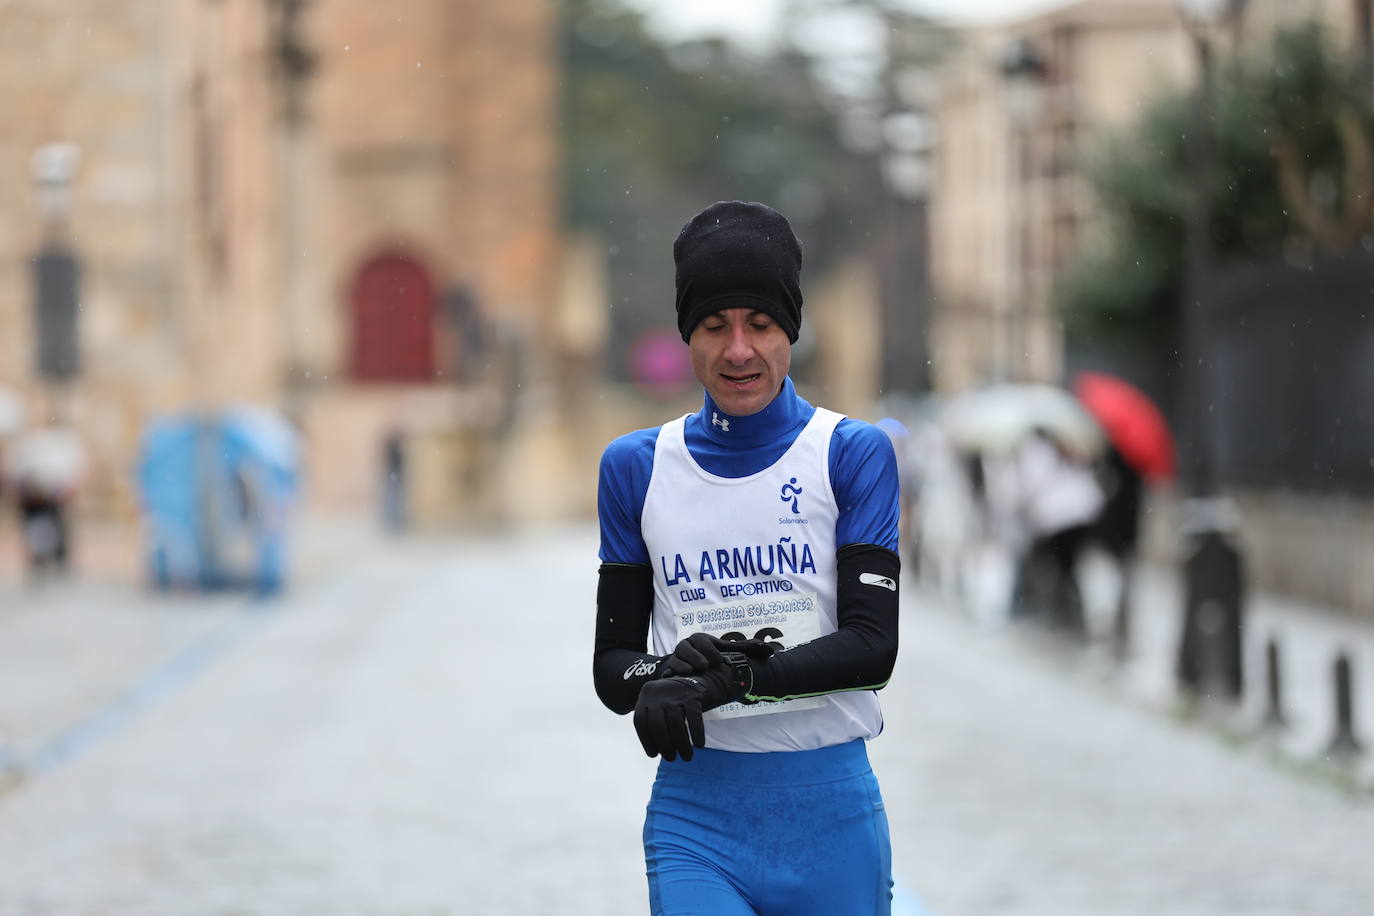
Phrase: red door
[{"left": 348, "top": 252, "right": 435, "bottom": 381}]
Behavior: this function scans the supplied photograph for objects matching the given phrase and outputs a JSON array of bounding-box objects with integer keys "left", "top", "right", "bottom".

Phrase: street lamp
[
  {"left": 30, "top": 142, "right": 82, "bottom": 383},
  {"left": 1171, "top": 0, "right": 1245, "bottom": 702},
  {"left": 31, "top": 142, "right": 81, "bottom": 233},
  {"left": 999, "top": 36, "right": 1048, "bottom": 383}
]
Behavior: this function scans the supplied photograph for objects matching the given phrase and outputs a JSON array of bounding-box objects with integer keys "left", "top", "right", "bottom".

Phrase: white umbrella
[
  {"left": 941, "top": 384, "right": 1105, "bottom": 460},
  {"left": 3, "top": 426, "right": 88, "bottom": 497}
]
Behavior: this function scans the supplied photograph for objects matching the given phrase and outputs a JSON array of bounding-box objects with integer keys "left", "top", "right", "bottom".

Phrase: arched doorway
[{"left": 348, "top": 251, "right": 436, "bottom": 381}]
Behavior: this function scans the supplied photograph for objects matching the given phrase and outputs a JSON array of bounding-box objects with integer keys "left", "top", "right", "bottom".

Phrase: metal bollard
[
  {"left": 1325, "top": 652, "right": 1363, "bottom": 758},
  {"left": 1178, "top": 527, "right": 1244, "bottom": 701},
  {"left": 1262, "top": 637, "right": 1285, "bottom": 730}
]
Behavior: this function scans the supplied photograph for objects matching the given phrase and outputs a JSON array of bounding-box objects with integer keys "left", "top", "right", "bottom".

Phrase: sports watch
[{"left": 720, "top": 650, "right": 756, "bottom": 703}]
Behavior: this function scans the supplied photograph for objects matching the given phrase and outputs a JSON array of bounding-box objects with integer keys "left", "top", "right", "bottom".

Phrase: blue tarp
[{"left": 136, "top": 406, "right": 300, "bottom": 596}]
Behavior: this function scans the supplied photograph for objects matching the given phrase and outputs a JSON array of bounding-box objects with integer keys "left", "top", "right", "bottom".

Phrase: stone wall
[{"left": 0, "top": 0, "right": 186, "bottom": 516}]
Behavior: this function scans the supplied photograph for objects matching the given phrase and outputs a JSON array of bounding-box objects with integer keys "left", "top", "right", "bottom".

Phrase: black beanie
[{"left": 673, "top": 201, "right": 803, "bottom": 343}]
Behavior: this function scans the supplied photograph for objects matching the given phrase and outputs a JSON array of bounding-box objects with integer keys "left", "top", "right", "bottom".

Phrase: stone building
[
  {"left": 927, "top": 0, "right": 1192, "bottom": 392},
  {"left": 0, "top": 0, "right": 568, "bottom": 528},
  {"left": 926, "top": 0, "right": 1359, "bottom": 394}
]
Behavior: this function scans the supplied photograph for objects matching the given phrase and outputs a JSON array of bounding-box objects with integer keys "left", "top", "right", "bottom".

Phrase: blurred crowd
[
  {"left": 882, "top": 372, "right": 1174, "bottom": 641},
  {"left": 0, "top": 387, "right": 87, "bottom": 579}
]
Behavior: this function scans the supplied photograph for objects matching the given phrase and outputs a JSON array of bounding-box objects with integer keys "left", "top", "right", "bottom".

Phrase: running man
[{"left": 593, "top": 201, "right": 902, "bottom": 915}]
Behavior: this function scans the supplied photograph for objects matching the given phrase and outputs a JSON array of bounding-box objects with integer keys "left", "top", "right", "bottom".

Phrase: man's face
[{"left": 688, "top": 308, "right": 792, "bottom": 417}]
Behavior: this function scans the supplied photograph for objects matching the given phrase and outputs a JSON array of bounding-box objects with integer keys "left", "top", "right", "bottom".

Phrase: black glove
[
  {"left": 633, "top": 665, "right": 741, "bottom": 762},
  {"left": 659, "top": 632, "right": 776, "bottom": 678}
]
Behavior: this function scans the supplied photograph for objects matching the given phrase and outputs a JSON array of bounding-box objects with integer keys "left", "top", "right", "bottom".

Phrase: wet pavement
[{"left": 0, "top": 519, "right": 1371, "bottom": 915}]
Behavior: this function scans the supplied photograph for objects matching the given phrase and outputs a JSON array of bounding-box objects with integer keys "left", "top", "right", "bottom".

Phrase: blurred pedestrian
[
  {"left": 1012, "top": 428, "right": 1104, "bottom": 632},
  {"left": 910, "top": 423, "right": 978, "bottom": 602},
  {"left": 1088, "top": 444, "right": 1144, "bottom": 644},
  {"left": 962, "top": 446, "right": 1026, "bottom": 626},
  {"left": 3, "top": 423, "right": 87, "bottom": 579},
  {"left": 592, "top": 201, "right": 901, "bottom": 914},
  {"left": 380, "top": 428, "right": 407, "bottom": 533}
]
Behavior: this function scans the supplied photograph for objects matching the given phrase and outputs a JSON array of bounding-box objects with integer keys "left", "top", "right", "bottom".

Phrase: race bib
[{"left": 675, "top": 592, "right": 826, "bottom": 720}]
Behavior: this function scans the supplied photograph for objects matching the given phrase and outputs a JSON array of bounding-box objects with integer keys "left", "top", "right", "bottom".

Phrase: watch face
[{"left": 719, "top": 651, "right": 752, "bottom": 699}]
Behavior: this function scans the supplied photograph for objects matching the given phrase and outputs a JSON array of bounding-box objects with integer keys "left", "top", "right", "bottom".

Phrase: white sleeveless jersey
[{"left": 641, "top": 407, "right": 884, "bottom": 753}]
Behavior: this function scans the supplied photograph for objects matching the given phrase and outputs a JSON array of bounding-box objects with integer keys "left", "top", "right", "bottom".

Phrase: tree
[
  {"left": 1061, "top": 22, "right": 1374, "bottom": 361},
  {"left": 558, "top": 0, "right": 941, "bottom": 382}
]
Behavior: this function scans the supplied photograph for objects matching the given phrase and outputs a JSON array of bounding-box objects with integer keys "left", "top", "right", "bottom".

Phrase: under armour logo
[
  {"left": 712, "top": 412, "right": 731, "bottom": 432},
  {"left": 780, "top": 477, "right": 803, "bottom": 514}
]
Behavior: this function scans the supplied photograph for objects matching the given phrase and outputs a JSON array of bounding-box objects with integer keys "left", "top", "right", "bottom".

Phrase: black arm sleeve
[
  {"left": 746, "top": 544, "right": 899, "bottom": 703},
  {"left": 592, "top": 562, "right": 665, "bottom": 715}
]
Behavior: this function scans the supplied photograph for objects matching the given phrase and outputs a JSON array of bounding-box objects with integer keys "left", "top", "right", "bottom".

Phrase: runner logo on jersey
[
  {"left": 711, "top": 412, "right": 731, "bottom": 432},
  {"left": 780, "top": 477, "right": 803, "bottom": 514}
]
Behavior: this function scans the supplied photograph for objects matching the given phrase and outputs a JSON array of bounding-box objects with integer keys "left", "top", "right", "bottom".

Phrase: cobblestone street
[{"left": 0, "top": 521, "right": 1371, "bottom": 915}]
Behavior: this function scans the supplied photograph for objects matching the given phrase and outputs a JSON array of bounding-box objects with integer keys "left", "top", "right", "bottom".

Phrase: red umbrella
[{"left": 1072, "top": 371, "right": 1175, "bottom": 481}]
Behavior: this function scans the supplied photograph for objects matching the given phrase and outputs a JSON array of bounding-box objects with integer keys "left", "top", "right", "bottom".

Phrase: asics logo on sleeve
[
  {"left": 711, "top": 412, "right": 731, "bottom": 432},
  {"left": 859, "top": 572, "right": 897, "bottom": 591},
  {"left": 624, "top": 659, "right": 659, "bottom": 680}
]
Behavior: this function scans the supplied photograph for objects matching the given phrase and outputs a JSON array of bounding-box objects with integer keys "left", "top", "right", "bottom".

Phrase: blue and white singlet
[{"left": 598, "top": 377, "right": 900, "bottom": 754}]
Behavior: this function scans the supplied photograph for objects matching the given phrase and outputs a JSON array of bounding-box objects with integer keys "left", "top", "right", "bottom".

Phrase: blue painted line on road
[{"left": 25, "top": 601, "right": 278, "bottom": 777}]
